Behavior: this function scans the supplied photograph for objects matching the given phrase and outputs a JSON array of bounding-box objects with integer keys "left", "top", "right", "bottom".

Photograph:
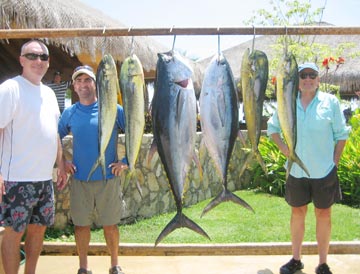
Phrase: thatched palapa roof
[
  {"left": 0, "top": 0, "right": 167, "bottom": 83},
  {"left": 196, "top": 28, "right": 360, "bottom": 98}
]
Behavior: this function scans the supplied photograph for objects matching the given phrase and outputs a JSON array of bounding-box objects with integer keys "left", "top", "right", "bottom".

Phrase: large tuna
[
  {"left": 120, "top": 54, "right": 145, "bottom": 194},
  {"left": 276, "top": 53, "right": 310, "bottom": 178},
  {"left": 151, "top": 51, "right": 210, "bottom": 246},
  {"left": 240, "top": 48, "right": 268, "bottom": 177},
  {"left": 199, "top": 53, "right": 254, "bottom": 217},
  {"left": 87, "top": 54, "right": 119, "bottom": 181}
]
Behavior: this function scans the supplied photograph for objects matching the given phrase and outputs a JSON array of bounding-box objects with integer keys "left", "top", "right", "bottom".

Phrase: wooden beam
[
  {"left": 36, "top": 242, "right": 360, "bottom": 256},
  {"left": 1, "top": 26, "right": 360, "bottom": 39}
]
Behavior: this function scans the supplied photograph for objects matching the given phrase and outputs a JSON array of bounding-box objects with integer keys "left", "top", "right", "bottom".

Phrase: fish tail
[
  {"left": 254, "top": 149, "right": 268, "bottom": 177},
  {"left": 123, "top": 169, "right": 143, "bottom": 198},
  {"left": 87, "top": 157, "right": 101, "bottom": 182},
  {"left": 238, "top": 152, "right": 253, "bottom": 179},
  {"left": 155, "top": 211, "right": 210, "bottom": 246},
  {"left": 201, "top": 186, "right": 254, "bottom": 217},
  {"left": 289, "top": 153, "right": 310, "bottom": 177}
]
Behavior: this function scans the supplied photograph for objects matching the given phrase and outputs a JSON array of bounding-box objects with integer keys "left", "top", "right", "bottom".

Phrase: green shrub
[{"left": 337, "top": 110, "right": 360, "bottom": 207}]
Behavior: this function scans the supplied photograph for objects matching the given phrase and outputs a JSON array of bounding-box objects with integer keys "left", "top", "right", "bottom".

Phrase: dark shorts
[
  {"left": 285, "top": 166, "right": 341, "bottom": 209},
  {"left": 0, "top": 180, "right": 55, "bottom": 232}
]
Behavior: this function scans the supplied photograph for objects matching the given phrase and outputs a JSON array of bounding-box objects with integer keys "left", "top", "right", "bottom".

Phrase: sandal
[
  {"left": 77, "top": 268, "right": 92, "bottom": 274},
  {"left": 109, "top": 265, "right": 125, "bottom": 274}
]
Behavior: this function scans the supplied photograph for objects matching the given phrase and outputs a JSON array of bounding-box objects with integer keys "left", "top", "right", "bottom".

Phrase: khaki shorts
[
  {"left": 285, "top": 166, "right": 341, "bottom": 209},
  {"left": 70, "top": 177, "right": 122, "bottom": 226}
]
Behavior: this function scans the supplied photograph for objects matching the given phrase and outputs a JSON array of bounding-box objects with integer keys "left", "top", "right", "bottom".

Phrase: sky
[{"left": 83, "top": 0, "right": 359, "bottom": 59}]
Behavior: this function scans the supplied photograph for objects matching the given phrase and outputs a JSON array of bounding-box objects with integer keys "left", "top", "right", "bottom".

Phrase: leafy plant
[
  {"left": 338, "top": 111, "right": 360, "bottom": 207},
  {"left": 249, "top": 135, "right": 286, "bottom": 196}
]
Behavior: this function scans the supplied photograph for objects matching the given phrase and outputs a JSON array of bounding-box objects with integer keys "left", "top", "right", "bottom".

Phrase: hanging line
[
  {"left": 101, "top": 26, "right": 107, "bottom": 56},
  {"left": 171, "top": 35, "right": 176, "bottom": 53},
  {"left": 284, "top": 25, "right": 288, "bottom": 54},
  {"left": 251, "top": 25, "right": 256, "bottom": 53},
  {"left": 128, "top": 26, "right": 135, "bottom": 56}
]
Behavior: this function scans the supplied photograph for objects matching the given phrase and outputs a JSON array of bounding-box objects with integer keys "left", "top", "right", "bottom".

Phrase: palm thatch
[
  {"left": 196, "top": 29, "right": 360, "bottom": 98},
  {"left": 0, "top": 0, "right": 167, "bottom": 83}
]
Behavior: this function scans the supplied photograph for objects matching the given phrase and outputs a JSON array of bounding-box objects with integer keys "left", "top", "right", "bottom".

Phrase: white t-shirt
[{"left": 0, "top": 76, "right": 60, "bottom": 181}]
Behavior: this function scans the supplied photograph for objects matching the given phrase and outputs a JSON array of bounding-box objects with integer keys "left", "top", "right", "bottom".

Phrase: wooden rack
[{"left": 1, "top": 26, "right": 360, "bottom": 39}]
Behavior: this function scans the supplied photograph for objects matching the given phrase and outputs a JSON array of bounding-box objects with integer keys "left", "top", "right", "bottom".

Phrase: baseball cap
[
  {"left": 298, "top": 62, "right": 319, "bottom": 73},
  {"left": 72, "top": 65, "right": 96, "bottom": 81}
]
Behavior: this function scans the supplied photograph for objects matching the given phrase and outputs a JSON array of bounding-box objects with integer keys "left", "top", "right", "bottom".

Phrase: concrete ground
[{"left": 19, "top": 254, "right": 360, "bottom": 274}]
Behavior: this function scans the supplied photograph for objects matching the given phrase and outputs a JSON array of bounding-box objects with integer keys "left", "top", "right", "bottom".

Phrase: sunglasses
[
  {"left": 73, "top": 65, "right": 94, "bottom": 73},
  {"left": 299, "top": 72, "right": 318, "bottom": 80},
  {"left": 22, "top": 53, "right": 49, "bottom": 61}
]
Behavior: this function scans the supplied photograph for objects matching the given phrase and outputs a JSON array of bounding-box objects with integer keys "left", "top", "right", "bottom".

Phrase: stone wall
[{"left": 53, "top": 132, "right": 255, "bottom": 229}]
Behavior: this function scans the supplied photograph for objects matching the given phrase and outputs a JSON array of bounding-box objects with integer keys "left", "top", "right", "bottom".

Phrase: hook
[
  {"left": 171, "top": 35, "right": 177, "bottom": 53},
  {"left": 130, "top": 36, "right": 135, "bottom": 56},
  {"left": 251, "top": 25, "right": 256, "bottom": 53},
  {"left": 102, "top": 26, "right": 107, "bottom": 56},
  {"left": 284, "top": 25, "right": 288, "bottom": 54}
]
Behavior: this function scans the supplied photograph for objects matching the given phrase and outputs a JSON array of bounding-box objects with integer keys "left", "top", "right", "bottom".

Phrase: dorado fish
[
  {"left": 120, "top": 54, "right": 145, "bottom": 194},
  {"left": 199, "top": 53, "right": 254, "bottom": 217},
  {"left": 87, "top": 54, "right": 119, "bottom": 181},
  {"left": 276, "top": 53, "right": 310, "bottom": 178},
  {"left": 152, "top": 51, "right": 210, "bottom": 246},
  {"left": 240, "top": 48, "right": 268, "bottom": 177}
]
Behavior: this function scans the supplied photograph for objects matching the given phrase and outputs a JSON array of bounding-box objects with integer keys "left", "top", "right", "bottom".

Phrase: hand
[
  {"left": 65, "top": 161, "right": 77, "bottom": 175},
  {"left": 56, "top": 168, "right": 68, "bottom": 191},
  {"left": 109, "top": 162, "right": 128, "bottom": 176}
]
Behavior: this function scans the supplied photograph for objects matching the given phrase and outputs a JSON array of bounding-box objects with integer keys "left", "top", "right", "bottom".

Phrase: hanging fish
[{"left": 199, "top": 53, "right": 254, "bottom": 217}]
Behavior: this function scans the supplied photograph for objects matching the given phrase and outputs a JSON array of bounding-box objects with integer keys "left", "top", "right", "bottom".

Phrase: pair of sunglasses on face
[
  {"left": 22, "top": 53, "right": 49, "bottom": 61},
  {"left": 299, "top": 72, "right": 318, "bottom": 79}
]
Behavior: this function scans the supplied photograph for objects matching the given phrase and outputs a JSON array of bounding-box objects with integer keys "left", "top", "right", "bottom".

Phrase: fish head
[
  {"left": 157, "top": 51, "right": 193, "bottom": 85},
  {"left": 125, "top": 54, "right": 144, "bottom": 77}
]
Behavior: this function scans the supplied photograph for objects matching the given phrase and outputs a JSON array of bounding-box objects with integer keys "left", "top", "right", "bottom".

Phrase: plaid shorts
[{"left": 0, "top": 180, "right": 55, "bottom": 232}]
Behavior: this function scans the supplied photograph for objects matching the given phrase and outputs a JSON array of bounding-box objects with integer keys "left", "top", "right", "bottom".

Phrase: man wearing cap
[
  {"left": 267, "top": 62, "right": 350, "bottom": 274},
  {"left": 58, "top": 65, "right": 128, "bottom": 274},
  {"left": 47, "top": 71, "right": 70, "bottom": 113}
]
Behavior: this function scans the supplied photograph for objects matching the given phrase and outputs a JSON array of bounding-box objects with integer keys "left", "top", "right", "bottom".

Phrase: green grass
[{"left": 46, "top": 190, "right": 360, "bottom": 244}]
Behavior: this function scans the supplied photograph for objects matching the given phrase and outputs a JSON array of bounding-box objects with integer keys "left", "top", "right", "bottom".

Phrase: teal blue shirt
[{"left": 267, "top": 90, "right": 350, "bottom": 178}]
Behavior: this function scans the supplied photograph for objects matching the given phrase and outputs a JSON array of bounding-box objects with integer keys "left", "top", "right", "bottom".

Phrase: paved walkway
[{"left": 19, "top": 254, "right": 360, "bottom": 274}]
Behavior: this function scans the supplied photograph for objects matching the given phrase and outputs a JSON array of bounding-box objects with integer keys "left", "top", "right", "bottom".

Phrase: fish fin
[
  {"left": 201, "top": 186, "right": 254, "bottom": 217},
  {"left": 146, "top": 140, "right": 158, "bottom": 168},
  {"left": 254, "top": 149, "right": 268, "bottom": 177},
  {"left": 238, "top": 152, "right": 253, "bottom": 179},
  {"left": 87, "top": 157, "right": 101, "bottom": 182},
  {"left": 155, "top": 212, "right": 210, "bottom": 246},
  {"left": 286, "top": 160, "right": 293, "bottom": 179},
  {"left": 237, "top": 130, "right": 247, "bottom": 147}
]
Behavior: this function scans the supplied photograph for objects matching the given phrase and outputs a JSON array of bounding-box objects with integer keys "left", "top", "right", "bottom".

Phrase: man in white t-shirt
[{"left": 0, "top": 40, "right": 67, "bottom": 274}]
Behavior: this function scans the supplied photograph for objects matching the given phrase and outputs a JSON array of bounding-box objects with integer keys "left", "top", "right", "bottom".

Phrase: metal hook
[
  {"left": 284, "top": 25, "right": 288, "bottom": 54},
  {"left": 171, "top": 35, "right": 176, "bottom": 53},
  {"left": 130, "top": 36, "right": 135, "bottom": 56},
  {"left": 102, "top": 26, "right": 107, "bottom": 56},
  {"left": 251, "top": 25, "right": 256, "bottom": 53}
]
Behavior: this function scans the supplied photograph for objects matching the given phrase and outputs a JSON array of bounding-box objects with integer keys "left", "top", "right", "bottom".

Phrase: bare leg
[
  {"left": 315, "top": 207, "right": 332, "bottom": 265},
  {"left": 1, "top": 227, "right": 23, "bottom": 274},
  {"left": 103, "top": 225, "right": 119, "bottom": 267},
  {"left": 23, "top": 224, "right": 47, "bottom": 274},
  {"left": 290, "top": 205, "right": 307, "bottom": 260},
  {"left": 75, "top": 225, "right": 91, "bottom": 270}
]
